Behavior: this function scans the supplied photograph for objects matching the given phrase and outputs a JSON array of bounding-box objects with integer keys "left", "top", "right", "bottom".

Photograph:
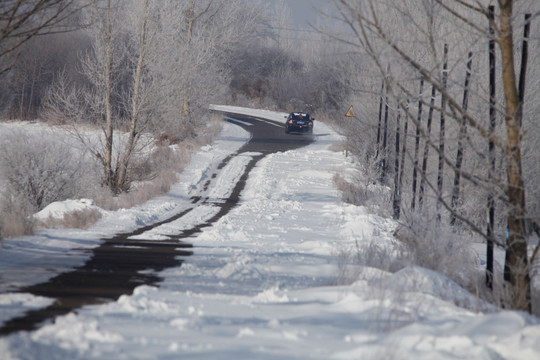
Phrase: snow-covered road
[{"left": 1, "top": 106, "right": 539, "bottom": 359}]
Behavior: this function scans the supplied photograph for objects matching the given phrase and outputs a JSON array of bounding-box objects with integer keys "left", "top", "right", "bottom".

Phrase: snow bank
[{"left": 34, "top": 199, "right": 99, "bottom": 221}]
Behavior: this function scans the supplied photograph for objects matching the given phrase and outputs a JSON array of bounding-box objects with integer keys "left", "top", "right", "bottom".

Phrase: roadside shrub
[
  {"left": 333, "top": 164, "right": 481, "bottom": 301},
  {"left": 0, "top": 195, "right": 35, "bottom": 238},
  {"left": 334, "top": 172, "right": 392, "bottom": 218},
  {"left": 395, "top": 209, "right": 480, "bottom": 292},
  {"left": 336, "top": 239, "right": 410, "bottom": 285},
  {"left": 0, "top": 130, "right": 93, "bottom": 211},
  {"left": 0, "top": 128, "right": 96, "bottom": 237}
]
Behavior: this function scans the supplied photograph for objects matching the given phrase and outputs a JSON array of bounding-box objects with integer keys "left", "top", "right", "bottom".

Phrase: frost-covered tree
[
  {"left": 46, "top": 0, "right": 264, "bottom": 194},
  {"left": 155, "top": 0, "right": 264, "bottom": 137},
  {"left": 46, "top": 0, "right": 164, "bottom": 193},
  {"left": 330, "top": 0, "right": 539, "bottom": 312}
]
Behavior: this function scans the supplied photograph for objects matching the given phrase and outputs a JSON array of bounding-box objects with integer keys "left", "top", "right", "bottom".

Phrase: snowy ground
[{"left": 1, "top": 106, "right": 539, "bottom": 359}]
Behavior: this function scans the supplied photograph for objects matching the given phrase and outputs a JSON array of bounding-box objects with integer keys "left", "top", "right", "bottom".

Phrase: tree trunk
[
  {"left": 436, "top": 43, "right": 448, "bottom": 222},
  {"left": 487, "top": 5, "right": 496, "bottom": 289},
  {"left": 102, "top": 0, "right": 115, "bottom": 192},
  {"left": 411, "top": 78, "right": 424, "bottom": 210},
  {"left": 393, "top": 106, "right": 401, "bottom": 219},
  {"left": 376, "top": 80, "right": 384, "bottom": 158},
  {"left": 18, "top": 85, "right": 25, "bottom": 120},
  {"left": 181, "top": 1, "right": 197, "bottom": 127},
  {"left": 450, "top": 53, "right": 473, "bottom": 227},
  {"left": 28, "top": 63, "right": 38, "bottom": 119},
  {"left": 398, "top": 105, "right": 408, "bottom": 218},
  {"left": 499, "top": 0, "right": 530, "bottom": 312},
  {"left": 117, "top": 0, "right": 150, "bottom": 192},
  {"left": 380, "top": 89, "right": 389, "bottom": 183},
  {"left": 418, "top": 85, "right": 436, "bottom": 210},
  {"left": 518, "top": 13, "right": 531, "bottom": 128}
]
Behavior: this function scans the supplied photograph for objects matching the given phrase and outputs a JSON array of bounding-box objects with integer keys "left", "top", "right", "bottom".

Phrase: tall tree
[
  {"left": 392, "top": 103, "right": 401, "bottom": 219},
  {"left": 380, "top": 79, "right": 389, "bottom": 183},
  {"left": 47, "top": 0, "right": 159, "bottom": 193},
  {"left": 375, "top": 80, "right": 384, "bottom": 158},
  {"left": 487, "top": 5, "right": 497, "bottom": 291},
  {"left": 436, "top": 43, "right": 448, "bottom": 221},
  {"left": 450, "top": 52, "right": 473, "bottom": 226},
  {"left": 157, "top": 0, "right": 264, "bottom": 138},
  {"left": 115, "top": 0, "right": 159, "bottom": 192},
  {"left": 411, "top": 78, "right": 424, "bottom": 210},
  {"left": 98, "top": 0, "right": 114, "bottom": 191},
  {"left": 418, "top": 84, "right": 436, "bottom": 210},
  {"left": 498, "top": 0, "right": 530, "bottom": 312},
  {"left": 398, "top": 102, "right": 408, "bottom": 218}
]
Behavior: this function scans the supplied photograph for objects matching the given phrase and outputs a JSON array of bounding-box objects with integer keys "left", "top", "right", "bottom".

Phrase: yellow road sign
[{"left": 345, "top": 105, "right": 354, "bottom": 117}]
